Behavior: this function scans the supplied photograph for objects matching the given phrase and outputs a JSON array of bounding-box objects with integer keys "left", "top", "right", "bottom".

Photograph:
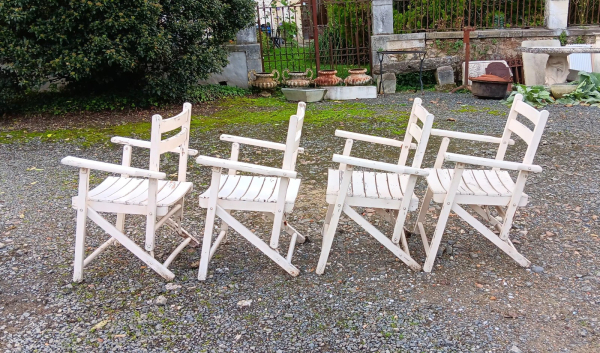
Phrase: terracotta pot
[
  {"left": 248, "top": 70, "right": 280, "bottom": 89},
  {"left": 313, "top": 70, "right": 342, "bottom": 86},
  {"left": 344, "top": 68, "right": 372, "bottom": 86},
  {"left": 283, "top": 68, "right": 313, "bottom": 87}
]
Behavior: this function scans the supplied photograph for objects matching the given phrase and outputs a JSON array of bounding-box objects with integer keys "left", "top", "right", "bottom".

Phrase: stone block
[
  {"left": 236, "top": 26, "right": 257, "bottom": 44},
  {"left": 323, "top": 86, "right": 377, "bottom": 100},
  {"left": 436, "top": 66, "right": 455, "bottom": 86},
  {"left": 377, "top": 72, "right": 397, "bottom": 94},
  {"left": 522, "top": 40, "right": 561, "bottom": 85},
  {"left": 199, "top": 51, "right": 249, "bottom": 88}
]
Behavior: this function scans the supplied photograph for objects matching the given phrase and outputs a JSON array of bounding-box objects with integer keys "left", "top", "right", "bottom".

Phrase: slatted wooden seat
[
  {"left": 199, "top": 175, "right": 300, "bottom": 212},
  {"left": 326, "top": 170, "right": 419, "bottom": 209},
  {"left": 427, "top": 169, "right": 528, "bottom": 206},
  {"left": 76, "top": 177, "right": 193, "bottom": 215},
  {"left": 416, "top": 94, "right": 548, "bottom": 272},
  {"left": 62, "top": 103, "right": 199, "bottom": 282},
  {"left": 196, "top": 102, "right": 307, "bottom": 280},
  {"left": 316, "top": 98, "right": 435, "bottom": 274}
]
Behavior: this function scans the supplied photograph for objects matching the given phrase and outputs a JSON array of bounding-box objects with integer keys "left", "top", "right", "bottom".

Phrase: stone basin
[{"left": 281, "top": 88, "right": 327, "bottom": 102}]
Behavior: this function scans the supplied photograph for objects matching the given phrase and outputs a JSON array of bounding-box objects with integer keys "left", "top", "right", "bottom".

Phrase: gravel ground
[{"left": 1, "top": 92, "right": 599, "bottom": 352}]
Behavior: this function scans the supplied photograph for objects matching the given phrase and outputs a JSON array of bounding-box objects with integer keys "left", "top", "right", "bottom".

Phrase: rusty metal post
[
  {"left": 310, "top": 0, "right": 320, "bottom": 72},
  {"left": 256, "top": 4, "right": 265, "bottom": 72},
  {"left": 451, "top": 26, "right": 475, "bottom": 93}
]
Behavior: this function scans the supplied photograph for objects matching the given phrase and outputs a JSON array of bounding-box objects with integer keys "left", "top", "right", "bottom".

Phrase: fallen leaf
[
  {"left": 113, "top": 334, "right": 126, "bottom": 338},
  {"left": 31, "top": 181, "right": 37, "bottom": 185},
  {"left": 447, "top": 118, "right": 456, "bottom": 122},
  {"left": 489, "top": 296, "right": 497, "bottom": 301},
  {"left": 475, "top": 283, "right": 484, "bottom": 288},
  {"left": 91, "top": 319, "right": 109, "bottom": 331},
  {"left": 237, "top": 299, "right": 252, "bottom": 308}
]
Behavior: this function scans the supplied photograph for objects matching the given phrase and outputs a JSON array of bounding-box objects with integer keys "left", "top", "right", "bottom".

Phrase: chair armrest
[
  {"left": 196, "top": 155, "right": 297, "bottom": 178},
  {"left": 332, "top": 154, "right": 428, "bottom": 176},
  {"left": 431, "top": 129, "right": 515, "bottom": 145},
  {"left": 220, "top": 134, "right": 304, "bottom": 153},
  {"left": 335, "top": 130, "right": 416, "bottom": 149},
  {"left": 444, "top": 153, "right": 542, "bottom": 173},
  {"left": 111, "top": 136, "right": 198, "bottom": 156},
  {"left": 61, "top": 156, "right": 167, "bottom": 179}
]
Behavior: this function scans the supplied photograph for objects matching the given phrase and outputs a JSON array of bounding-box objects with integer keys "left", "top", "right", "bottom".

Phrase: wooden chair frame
[
  {"left": 62, "top": 103, "right": 199, "bottom": 282},
  {"left": 416, "top": 94, "right": 549, "bottom": 272},
  {"left": 196, "top": 102, "right": 306, "bottom": 280},
  {"left": 316, "top": 98, "right": 435, "bottom": 274}
]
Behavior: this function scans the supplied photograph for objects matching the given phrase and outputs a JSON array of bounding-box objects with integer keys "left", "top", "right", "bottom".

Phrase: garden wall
[{"left": 371, "top": 26, "right": 600, "bottom": 76}]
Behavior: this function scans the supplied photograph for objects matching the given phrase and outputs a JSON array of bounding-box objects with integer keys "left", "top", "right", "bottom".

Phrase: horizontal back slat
[
  {"left": 159, "top": 104, "right": 191, "bottom": 133},
  {"left": 160, "top": 129, "right": 188, "bottom": 154},
  {"left": 508, "top": 119, "right": 533, "bottom": 145},
  {"left": 514, "top": 101, "right": 540, "bottom": 125},
  {"left": 408, "top": 123, "right": 422, "bottom": 142},
  {"left": 412, "top": 103, "right": 429, "bottom": 124}
]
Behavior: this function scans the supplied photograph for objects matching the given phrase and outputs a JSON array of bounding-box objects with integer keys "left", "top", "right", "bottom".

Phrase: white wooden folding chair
[
  {"left": 61, "top": 103, "right": 200, "bottom": 282},
  {"left": 316, "top": 98, "right": 434, "bottom": 274},
  {"left": 196, "top": 102, "right": 306, "bottom": 280},
  {"left": 415, "top": 94, "right": 548, "bottom": 272}
]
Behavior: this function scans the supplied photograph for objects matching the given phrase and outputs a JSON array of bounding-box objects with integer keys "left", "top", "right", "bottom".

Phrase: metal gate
[{"left": 257, "top": 0, "right": 372, "bottom": 77}]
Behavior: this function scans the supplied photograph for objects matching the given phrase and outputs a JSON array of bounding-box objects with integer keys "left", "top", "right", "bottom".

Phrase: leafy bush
[
  {"left": 396, "top": 70, "right": 437, "bottom": 91},
  {"left": 3, "top": 85, "right": 249, "bottom": 115},
  {"left": 0, "top": 0, "right": 256, "bottom": 111},
  {"left": 556, "top": 72, "right": 600, "bottom": 106},
  {"left": 506, "top": 84, "right": 554, "bottom": 108}
]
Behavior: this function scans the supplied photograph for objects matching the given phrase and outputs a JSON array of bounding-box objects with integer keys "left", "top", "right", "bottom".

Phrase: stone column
[
  {"left": 236, "top": 26, "right": 257, "bottom": 44},
  {"left": 372, "top": 0, "right": 393, "bottom": 35},
  {"left": 545, "top": 0, "right": 569, "bottom": 30},
  {"left": 593, "top": 34, "right": 600, "bottom": 73}
]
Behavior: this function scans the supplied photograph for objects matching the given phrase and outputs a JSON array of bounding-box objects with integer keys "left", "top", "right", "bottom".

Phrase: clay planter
[
  {"left": 248, "top": 70, "right": 280, "bottom": 90},
  {"left": 283, "top": 69, "right": 313, "bottom": 87},
  {"left": 344, "top": 68, "right": 372, "bottom": 86},
  {"left": 469, "top": 74, "right": 510, "bottom": 99},
  {"left": 313, "top": 70, "right": 342, "bottom": 86}
]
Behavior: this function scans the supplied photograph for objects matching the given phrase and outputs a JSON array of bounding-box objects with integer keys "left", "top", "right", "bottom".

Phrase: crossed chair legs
[
  {"left": 74, "top": 198, "right": 199, "bottom": 282},
  {"left": 413, "top": 166, "right": 531, "bottom": 273}
]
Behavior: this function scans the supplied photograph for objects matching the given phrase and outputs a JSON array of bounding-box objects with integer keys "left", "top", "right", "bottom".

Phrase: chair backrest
[
  {"left": 282, "top": 102, "right": 306, "bottom": 171},
  {"left": 398, "top": 98, "right": 435, "bottom": 168},
  {"left": 149, "top": 103, "right": 192, "bottom": 182},
  {"left": 495, "top": 94, "right": 549, "bottom": 165}
]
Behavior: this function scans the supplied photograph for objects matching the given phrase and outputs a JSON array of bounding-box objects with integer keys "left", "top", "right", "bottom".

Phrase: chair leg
[
  {"left": 422, "top": 202, "right": 452, "bottom": 273},
  {"left": 322, "top": 204, "right": 335, "bottom": 236},
  {"left": 217, "top": 207, "right": 299, "bottom": 276},
  {"left": 199, "top": 168, "right": 221, "bottom": 281},
  {"left": 73, "top": 168, "right": 90, "bottom": 283},
  {"left": 452, "top": 204, "right": 531, "bottom": 267},
  {"left": 423, "top": 164, "right": 464, "bottom": 273},
  {"left": 145, "top": 179, "right": 158, "bottom": 253},
  {"left": 316, "top": 202, "right": 344, "bottom": 275},
  {"left": 414, "top": 188, "right": 433, "bottom": 235},
  {"left": 317, "top": 168, "right": 353, "bottom": 275},
  {"left": 270, "top": 178, "right": 290, "bottom": 249}
]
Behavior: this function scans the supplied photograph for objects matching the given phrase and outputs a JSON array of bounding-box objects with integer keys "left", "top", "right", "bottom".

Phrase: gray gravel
[{"left": 1, "top": 92, "right": 599, "bottom": 352}]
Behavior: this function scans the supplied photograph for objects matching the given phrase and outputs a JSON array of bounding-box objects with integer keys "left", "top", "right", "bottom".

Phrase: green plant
[
  {"left": 505, "top": 84, "right": 554, "bottom": 108},
  {"left": 575, "top": 35, "right": 586, "bottom": 44},
  {"left": 0, "top": 0, "right": 256, "bottom": 110},
  {"left": 559, "top": 30, "right": 568, "bottom": 46},
  {"left": 556, "top": 71, "right": 600, "bottom": 106},
  {"left": 396, "top": 70, "right": 437, "bottom": 91}
]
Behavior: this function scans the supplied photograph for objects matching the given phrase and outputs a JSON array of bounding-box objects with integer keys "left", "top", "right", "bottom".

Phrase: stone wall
[{"left": 371, "top": 27, "right": 600, "bottom": 75}]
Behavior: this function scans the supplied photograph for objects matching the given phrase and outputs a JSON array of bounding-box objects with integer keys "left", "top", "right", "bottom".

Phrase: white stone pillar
[
  {"left": 372, "top": 0, "right": 393, "bottom": 35},
  {"left": 592, "top": 34, "right": 600, "bottom": 73},
  {"left": 236, "top": 26, "right": 257, "bottom": 44},
  {"left": 545, "top": 0, "right": 569, "bottom": 29}
]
